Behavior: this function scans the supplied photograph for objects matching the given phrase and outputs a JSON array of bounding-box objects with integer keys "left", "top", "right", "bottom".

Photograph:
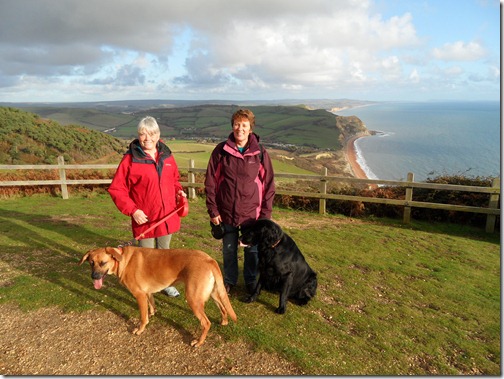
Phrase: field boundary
[{"left": 0, "top": 156, "right": 500, "bottom": 232}]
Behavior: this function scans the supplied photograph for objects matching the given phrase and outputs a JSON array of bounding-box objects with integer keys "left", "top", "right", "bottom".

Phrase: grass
[
  {"left": 27, "top": 104, "right": 347, "bottom": 149},
  {"left": 0, "top": 193, "right": 500, "bottom": 375},
  {"left": 168, "top": 139, "right": 316, "bottom": 174}
]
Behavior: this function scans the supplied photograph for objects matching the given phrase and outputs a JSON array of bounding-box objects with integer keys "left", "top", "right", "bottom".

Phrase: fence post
[
  {"left": 188, "top": 159, "right": 196, "bottom": 200},
  {"left": 485, "top": 177, "right": 500, "bottom": 233},
  {"left": 319, "top": 167, "right": 327, "bottom": 215},
  {"left": 57, "top": 155, "right": 69, "bottom": 200},
  {"left": 403, "top": 172, "right": 414, "bottom": 224}
]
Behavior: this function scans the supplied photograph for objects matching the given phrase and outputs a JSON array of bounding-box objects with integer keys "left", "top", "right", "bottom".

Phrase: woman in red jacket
[
  {"left": 205, "top": 109, "right": 275, "bottom": 295},
  {"left": 108, "top": 116, "right": 186, "bottom": 297}
]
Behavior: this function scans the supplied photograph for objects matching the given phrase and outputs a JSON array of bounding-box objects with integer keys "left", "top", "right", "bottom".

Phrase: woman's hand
[
  {"left": 132, "top": 209, "right": 149, "bottom": 225},
  {"left": 210, "top": 215, "right": 222, "bottom": 225}
]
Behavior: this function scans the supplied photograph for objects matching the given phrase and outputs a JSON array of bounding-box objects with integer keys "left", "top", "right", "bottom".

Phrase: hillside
[
  {"left": 144, "top": 105, "right": 367, "bottom": 151},
  {"left": 0, "top": 105, "right": 368, "bottom": 170},
  {"left": 3, "top": 98, "right": 375, "bottom": 114},
  {"left": 0, "top": 107, "right": 127, "bottom": 164},
  {"left": 16, "top": 104, "right": 368, "bottom": 150}
]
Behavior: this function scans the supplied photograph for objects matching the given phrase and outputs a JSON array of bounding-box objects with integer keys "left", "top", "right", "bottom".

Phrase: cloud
[
  {"left": 409, "top": 69, "right": 420, "bottom": 83},
  {"left": 89, "top": 64, "right": 146, "bottom": 86},
  {"left": 175, "top": 1, "right": 422, "bottom": 95},
  {"left": 443, "top": 66, "right": 464, "bottom": 77},
  {"left": 431, "top": 41, "right": 487, "bottom": 62},
  {"left": 0, "top": 0, "right": 177, "bottom": 52},
  {"left": 0, "top": 0, "right": 499, "bottom": 101}
]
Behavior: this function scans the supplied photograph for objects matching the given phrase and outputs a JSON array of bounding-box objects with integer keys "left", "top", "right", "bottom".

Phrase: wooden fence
[{"left": 0, "top": 156, "right": 500, "bottom": 233}]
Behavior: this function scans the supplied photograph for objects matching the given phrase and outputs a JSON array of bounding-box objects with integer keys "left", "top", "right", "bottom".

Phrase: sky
[{"left": 0, "top": 0, "right": 500, "bottom": 103}]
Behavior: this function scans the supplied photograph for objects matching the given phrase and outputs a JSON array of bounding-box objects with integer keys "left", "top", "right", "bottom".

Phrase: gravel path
[{"left": 0, "top": 304, "right": 304, "bottom": 375}]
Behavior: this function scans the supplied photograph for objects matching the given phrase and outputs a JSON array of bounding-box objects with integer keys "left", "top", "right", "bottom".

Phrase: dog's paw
[
  {"left": 132, "top": 326, "right": 145, "bottom": 335},
  {"left": 275, "top": 306, "right": 286, "bottom": 314},
  {"left": 190, "top": 339, "right": 202, "bottom": 348}
]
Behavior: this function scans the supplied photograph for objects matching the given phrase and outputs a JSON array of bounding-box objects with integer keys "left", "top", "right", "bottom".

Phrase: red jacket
[
  {"left": 108, "top": 139, "right": 183, "bottom": 239},
  {"left": 205, "top": 133, "right": 275, "bottom": 227}
]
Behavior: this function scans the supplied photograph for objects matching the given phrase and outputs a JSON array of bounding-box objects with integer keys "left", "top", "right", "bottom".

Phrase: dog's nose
[{"left": 91, "top": 271, "right": 103, "bottom": 280}]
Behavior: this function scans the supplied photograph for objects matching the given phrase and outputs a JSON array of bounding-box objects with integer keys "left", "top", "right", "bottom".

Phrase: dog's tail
[{"left": 211, "top": 262, "right": 237, "bottom": 323}]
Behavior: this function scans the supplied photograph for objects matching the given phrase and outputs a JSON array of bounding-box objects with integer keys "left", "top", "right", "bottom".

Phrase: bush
[
  {"left": 272, "top": 175, "right": 498, "bottom": 230},
  {"left": 0, "top": 170, "right": 498, "bottom": 230},
  {"left": 409, "top": 175, "right": 497, "bottom": 227}
]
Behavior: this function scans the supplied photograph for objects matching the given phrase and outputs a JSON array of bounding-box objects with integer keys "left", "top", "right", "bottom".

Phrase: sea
[{"left": 336, "top": 101, "right": 501, "bottom": 182}]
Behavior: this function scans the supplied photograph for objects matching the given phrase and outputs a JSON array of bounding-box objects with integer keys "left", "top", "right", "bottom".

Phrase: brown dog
[{"left": 79, "top": 246, "right": 237, "bottom": 347}]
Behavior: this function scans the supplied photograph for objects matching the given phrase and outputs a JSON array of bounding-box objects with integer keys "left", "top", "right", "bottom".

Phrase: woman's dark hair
[{"left": 231, "top": 109, "right": 255, "bottom": 130}]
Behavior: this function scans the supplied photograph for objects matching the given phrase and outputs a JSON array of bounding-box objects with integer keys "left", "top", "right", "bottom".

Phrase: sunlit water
[{"left": 337, "top": 101, "right": 500, "bottom": 181}]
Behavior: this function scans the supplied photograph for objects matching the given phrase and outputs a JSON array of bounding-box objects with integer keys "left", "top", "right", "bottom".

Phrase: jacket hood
[{"left": 127, "top": 139, "right": 172, "bottom": 160}]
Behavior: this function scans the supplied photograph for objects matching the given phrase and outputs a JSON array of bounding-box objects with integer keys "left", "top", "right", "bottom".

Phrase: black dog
[{"left": 240, "top": 219, "right": 317, "bottom": 314}]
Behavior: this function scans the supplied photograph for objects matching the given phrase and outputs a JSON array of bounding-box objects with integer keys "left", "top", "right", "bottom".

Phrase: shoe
[
  {"left": 224, "top": 283, "right": 233, "bottom": 294},
  {"left": 163, "top": 286, "right": 180, "bottom": 297},
  {"left": 246, "top": 282, "right": 256, "bottom": 295}
]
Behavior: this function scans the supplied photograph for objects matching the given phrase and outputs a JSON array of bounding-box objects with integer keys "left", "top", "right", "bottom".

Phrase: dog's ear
[
  {"left": 106, "top": 247, "right": 123, "bottom": 261},
  {"left": 78, "top": 252, "right": 90, "bottom": 265},
  {"left": 262, "top": 220, "right": 284, "bottom": 246}
]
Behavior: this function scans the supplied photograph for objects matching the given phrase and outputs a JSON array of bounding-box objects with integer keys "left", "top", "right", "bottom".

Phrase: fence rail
[{"left": 0, "top": 157, "right": 500, "bottom": 232}]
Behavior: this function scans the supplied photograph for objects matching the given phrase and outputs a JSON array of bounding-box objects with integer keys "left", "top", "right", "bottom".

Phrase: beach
[{"left": 345, "top": 135, "right": 368, "bottom": 179}]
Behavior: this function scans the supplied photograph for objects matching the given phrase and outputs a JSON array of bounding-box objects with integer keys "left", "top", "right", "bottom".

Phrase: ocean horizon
[{"left": 337, "top": 101, "right": 500, "bottom": 182}]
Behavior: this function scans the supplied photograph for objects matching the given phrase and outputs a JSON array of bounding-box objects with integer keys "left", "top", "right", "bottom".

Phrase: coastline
[{"left": 345, "top": 135, "right": 368, "bottom": 179}]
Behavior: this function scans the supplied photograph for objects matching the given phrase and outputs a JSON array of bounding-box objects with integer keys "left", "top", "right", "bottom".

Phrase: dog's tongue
[{"left": 93, "top": 278, "right": 103, "bottom": 290}]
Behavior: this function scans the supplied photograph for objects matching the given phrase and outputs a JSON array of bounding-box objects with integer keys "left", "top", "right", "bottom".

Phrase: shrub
[{"left": 273, "top": 175, "right": 498, "bottom": 230}]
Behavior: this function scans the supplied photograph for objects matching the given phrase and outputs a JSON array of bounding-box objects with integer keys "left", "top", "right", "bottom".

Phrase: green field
[
  {"left": 25, "top": 104, "right": 362, "bottom": 151},
  {"left": 168, "top": 140, "right": 315, "bottom": 174},
  {"left": 0, "top": 194, "right": 499, "bottom": 375},
  {"left": 27, "top": 107, "right": 138, "bottom": 134}
]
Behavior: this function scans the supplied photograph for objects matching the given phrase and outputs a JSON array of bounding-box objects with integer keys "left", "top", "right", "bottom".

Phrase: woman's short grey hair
[{"left": 137, "top": 116, "right": 160, "bottom": 135}]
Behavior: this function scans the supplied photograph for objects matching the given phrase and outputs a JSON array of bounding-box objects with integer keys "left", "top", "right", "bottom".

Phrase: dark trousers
[{"left": 222, "top": 224, "right": 258, "bottom": 287}]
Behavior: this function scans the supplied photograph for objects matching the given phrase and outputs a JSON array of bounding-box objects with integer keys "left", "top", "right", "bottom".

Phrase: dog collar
[{"left": 271, "top": 238, "right": 282, "bottom": 248}]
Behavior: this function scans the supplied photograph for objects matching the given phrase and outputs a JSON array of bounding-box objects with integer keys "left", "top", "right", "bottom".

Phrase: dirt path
[{"left": 0, "top": 304, "right": 304, "bottom": 375}]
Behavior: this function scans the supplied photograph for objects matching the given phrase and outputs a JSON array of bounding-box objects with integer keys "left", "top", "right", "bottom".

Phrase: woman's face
[
  {"left": 138, "top": 130, "right": 160, "bottom": 153},
  {"left": 232, "top": 118, "right": 251, "bottom": 147}
]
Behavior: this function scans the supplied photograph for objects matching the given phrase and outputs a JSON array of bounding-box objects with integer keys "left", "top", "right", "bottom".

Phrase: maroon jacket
[
  {"left": 205, "top": 133, "right": 275, "bottom": 227},
  {"left": 108, "top": 139, "right": 183, "bottom": 239}
]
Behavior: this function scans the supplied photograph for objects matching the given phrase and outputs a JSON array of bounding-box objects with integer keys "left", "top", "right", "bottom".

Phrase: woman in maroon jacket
[
  {"left": 205, "top": 109, "right": 275, "bottom": 295},
  {"left": 108, "top": 116, "right": 186, "bottom": 297}
]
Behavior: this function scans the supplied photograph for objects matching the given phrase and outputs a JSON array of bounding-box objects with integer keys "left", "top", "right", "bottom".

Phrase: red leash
[{"left": 133, "top": 196, "right": 189, "bottom": 241}]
